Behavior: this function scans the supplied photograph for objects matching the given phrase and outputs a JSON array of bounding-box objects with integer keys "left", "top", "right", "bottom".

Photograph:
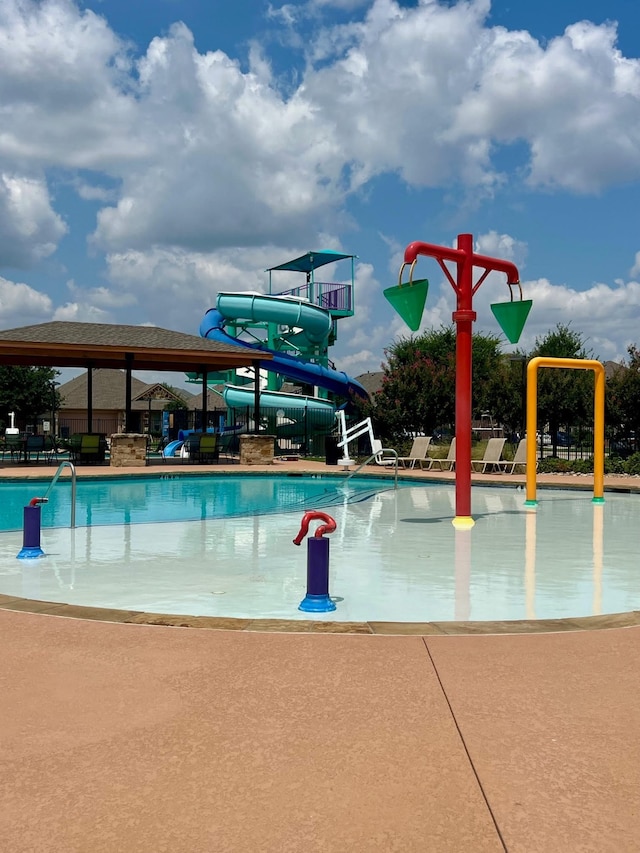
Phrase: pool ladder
[
  {"left": 43, "top": 461, "right": 77, "bottom": 529},
  {"left": 343, "top": 448, "right": 398, "bottom": 488}
]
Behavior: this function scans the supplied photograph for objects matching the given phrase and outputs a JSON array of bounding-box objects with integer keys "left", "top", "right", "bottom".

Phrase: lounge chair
[
  {"left": 502, "top": 438, "right": 531, "bottom": 474},
  {"left": 471, "top": 437, "right": 507, "bottom": 474},
  {"left": 429, "top": 437, "right": 456, "bottom": 471},
  {"left": 397, "top": 436, "right": 432, "bottom": 469}
]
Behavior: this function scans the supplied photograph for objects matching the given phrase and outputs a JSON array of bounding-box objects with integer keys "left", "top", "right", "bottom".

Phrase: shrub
[
  {"left": 537, "top": 454, "right": 637, "bottom": 475},
  {"left": 624, "top": 452, "right": 640, "bottom": 475},
  {"left": 538, "top": 457, "right": 571, "bottom": 474},
  {"left": 605, "top": 456, "right": 626, "bottom": 475}
]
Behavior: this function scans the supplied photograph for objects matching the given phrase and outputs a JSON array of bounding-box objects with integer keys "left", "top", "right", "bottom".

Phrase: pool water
[
  {"left": 0, "top": 476, "right": 638, "bottom": 623},
  {"left": 0, "top": 474, "right": 400, "bottom": 531}
]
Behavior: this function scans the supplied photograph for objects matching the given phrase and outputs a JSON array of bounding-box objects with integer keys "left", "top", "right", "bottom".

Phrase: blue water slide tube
[
  {"left": 199, "top": 305, "right": 368, "bottom": 400},
  {"left": 162, "top": 439, "right": 184, "bottom": 458}
]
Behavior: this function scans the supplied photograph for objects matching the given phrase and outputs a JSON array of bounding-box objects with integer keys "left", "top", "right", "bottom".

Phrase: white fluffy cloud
[
  {"left": 0, "top": 174, "right": 67, "bottom": 266},
  {"left": 1, "top": 0, "right": 640, "bottom": 375},
  {"left": 104, "top": 245, "right": 303, "bottom": 330},
  {"left": 0, "top": 275, "right": 53, "bottom": 326},
  {"left": 2, "top": 0, "right": 639, "bottom": 262},
  {"left": 0, "top": 0, "right": 138, "bottom": 172}
]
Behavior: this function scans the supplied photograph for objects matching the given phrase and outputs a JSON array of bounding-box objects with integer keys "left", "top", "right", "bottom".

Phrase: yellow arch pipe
[{"left": 525, "top": 357, "right": 605, "bottom": 505}]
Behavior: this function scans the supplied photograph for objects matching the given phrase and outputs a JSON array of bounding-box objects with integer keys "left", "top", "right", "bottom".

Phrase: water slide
[
  {"left": 162, "top": 425, "right": 245, "bottom": 459},
  {"left": 199, "top": 293, "right": 368, "bottom": 401},
  {"left": 222, "top": 385, "right": 335, "bottom": 424}
]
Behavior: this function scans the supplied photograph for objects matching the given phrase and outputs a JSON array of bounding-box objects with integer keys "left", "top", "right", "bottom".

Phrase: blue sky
[{"left": 1, "top": 0, "right": 640, "bottom": 388}]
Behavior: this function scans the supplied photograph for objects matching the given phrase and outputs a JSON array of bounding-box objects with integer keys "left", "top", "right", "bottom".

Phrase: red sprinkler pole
[{"left": 403, "top": 234, "right": 520, "bottom": 528}]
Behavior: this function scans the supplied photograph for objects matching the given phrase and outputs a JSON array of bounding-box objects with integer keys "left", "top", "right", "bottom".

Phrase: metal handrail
[
  {"left": 43, "top": 461, "right": 77, "bottom": 528},
  {"left": 344, "top": 448, "right": 398, "bottom": 488}
]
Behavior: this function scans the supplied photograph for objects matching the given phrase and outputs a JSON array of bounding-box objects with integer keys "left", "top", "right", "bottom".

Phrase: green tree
[
  {"left": 0, "top": 366, "right": 60, "bottom": 431},
  {"left": 530, "top": 324, "right": 593, "bottom": 451},
  {"left": 488, "top": 353, "right": 528, "bottom": 438},
  {"left": 606, "top": 345, "right": 640, "bottom": 440},
  {"left": 362, "top": 326, "right": 507, "bottom": 442}
]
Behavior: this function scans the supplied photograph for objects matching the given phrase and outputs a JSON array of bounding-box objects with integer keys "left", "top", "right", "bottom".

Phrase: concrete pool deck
[{"left": 1, "top": 459, "right": 639, "bottom": 851}]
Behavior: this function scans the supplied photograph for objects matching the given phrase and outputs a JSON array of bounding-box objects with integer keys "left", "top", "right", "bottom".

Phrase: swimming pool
[
  {"left": 0, "top": 474, "right": 638, "bottom": 623},
  {"left": 0, "top": 473, "right": 400, "bottom": 531}
]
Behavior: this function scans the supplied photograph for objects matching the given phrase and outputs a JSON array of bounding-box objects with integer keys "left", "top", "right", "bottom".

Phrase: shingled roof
[
  {"left": 355, "top": 371, "right": 384, "bottom": 397},
  {"left": 0, "top": 321, "right": 266, "bottom": 372},
  {"left": 59, "top": 370, "right": 195, "bottom": 411}
]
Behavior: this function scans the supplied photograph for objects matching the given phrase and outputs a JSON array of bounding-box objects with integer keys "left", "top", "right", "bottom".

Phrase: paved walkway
[
  {"left": 1, "top": 610, "right": 639, "bottom": 852},
  {"left": 2, "top": 453, "right": 639, "bottom": 492},
  {"left": 1, "top": 458, "right": 639, "bottom": 851}
]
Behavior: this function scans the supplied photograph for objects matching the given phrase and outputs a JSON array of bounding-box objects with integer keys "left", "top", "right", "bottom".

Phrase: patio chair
[
  {"left": 471, "top": 437, "right": 507, "bottom": 474},
  {"left": 24, "top": 434, "right": 45, "bottom": 463},
  {"left": 193, "top": 433, "right": 218, "bottom": 464},
  {"left": 2, "top": 434, "right": 23, "bottom": 462},
  {"left": 502, "top": 438, "right": 532, "bottom": 474},
  {"left": 43, "top": 435, "right": 59, "bottom": 463},
  {"left": 146, "top": 435, "right": 167, "bottom": 462},
  {"left": 72, "top": 433, "right": 105, "bottom": 464},
  {"left": 397, "top": 436, "right": 432, "bottom": 469},
  {"left": 428, "top": 437, "right": 456, "bottom": 471},
  {"left": 181, "top": 434, "right": 200, "bottom": 463},
  {"left": 371, "top": 439, "right": 397, "bottom": 467}
]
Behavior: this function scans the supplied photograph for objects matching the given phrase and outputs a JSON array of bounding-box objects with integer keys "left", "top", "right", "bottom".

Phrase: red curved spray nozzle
[
  {"left": 293, "top": 511, "right": 337, "bottom": 545},
  {"left": 29, "top": 497, "right": 48, "bottom": 507}
]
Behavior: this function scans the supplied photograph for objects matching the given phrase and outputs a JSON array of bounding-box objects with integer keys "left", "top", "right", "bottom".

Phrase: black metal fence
[
  {"left": 167, "top": 405, "right": 339, "bottom": 458},
  {"left": 530, "top": 426, "right": 638, "bottom": 460}
]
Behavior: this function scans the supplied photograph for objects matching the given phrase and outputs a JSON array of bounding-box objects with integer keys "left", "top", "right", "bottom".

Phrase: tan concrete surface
[
  {"left": 2, "top": 458, "right": 640, "bottom": 850},
  {"left": 2, "top": 609, "right": 640, "bottom": 851},
  {"left": 0, "top": 609, "right": 504, "bottom": 853},
  {"left": 426, "top": 630, "right": 640, "bottom": 852},
  {"left": 2, "top": 453, "right": 640, "bottom": 495}
]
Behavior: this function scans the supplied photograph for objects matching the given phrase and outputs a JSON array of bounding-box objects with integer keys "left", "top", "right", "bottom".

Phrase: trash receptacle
[{"left": 325, "top": 436, "right": 340, "bottom": 465}]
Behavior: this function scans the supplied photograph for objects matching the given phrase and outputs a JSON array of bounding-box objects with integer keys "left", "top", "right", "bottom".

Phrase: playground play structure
[
  {"left": 385, "top": 232, "right": 533, "bottom": 528},
  {"left": 525, "top": 357, "right": 605, "bottom": 506},
  {"left": 160, "top": 251, "right": 368, "bottom": 458},
  {"left": 198, "top": 250, "right": 367, "bottom": 406},
  {"left": 382, "top": 232, "right": 605, "bottom": 524}
]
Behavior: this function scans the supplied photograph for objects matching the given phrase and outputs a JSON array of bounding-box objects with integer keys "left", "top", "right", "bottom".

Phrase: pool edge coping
[{"left": 2, "top": 593, "right": 640, "bottom": 636}]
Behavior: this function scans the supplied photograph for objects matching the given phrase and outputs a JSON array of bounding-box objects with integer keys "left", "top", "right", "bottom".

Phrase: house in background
[
  {"left": 355, "top": 372, "right": 384, "bottom": 397},
  {"left": 57, "top": 369, "right": 193, "bottom": 437}
]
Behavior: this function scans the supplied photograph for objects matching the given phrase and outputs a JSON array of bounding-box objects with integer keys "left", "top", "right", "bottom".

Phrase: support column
[
  {"left": 124, "top": 353, "right": 133, "bottom": 432},
  {"left": 87, "top": 362, "right": 94, "bottom": 434},
  {"left": 201, "top": 368, "right": 208, "bottom": 432},
  {"left": 253, "top": 359, "right": 261, "bottom": 434}
]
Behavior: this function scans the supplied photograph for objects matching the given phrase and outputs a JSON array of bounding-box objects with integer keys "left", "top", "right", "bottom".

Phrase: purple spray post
[
  {"left": 293, "top": 511, "right": 337, "bottom": 613},
  {"left": 17, "top": 497, "right": 48, "bottom": 559}
]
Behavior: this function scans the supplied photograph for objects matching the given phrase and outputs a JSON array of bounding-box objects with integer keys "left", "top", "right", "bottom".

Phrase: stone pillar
[
  {"left": 239, "top": 434, "right": 275, "bottom": 465},
  {"left": 110, "top": 433, "right": 147, "bottom": 467}
]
